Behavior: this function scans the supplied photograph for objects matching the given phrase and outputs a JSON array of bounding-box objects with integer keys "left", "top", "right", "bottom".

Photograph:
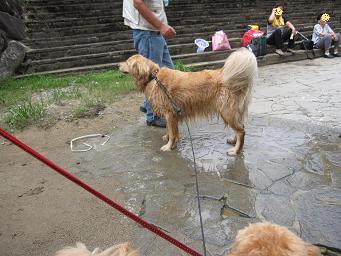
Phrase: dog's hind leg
[
  {"left": 220, "top": 109, "right": 245, "bottom": 155},
  {"left": 160, "top": 113, "right": 179, "bottom": 151},
  {"left": 227, "top": 128, "right": 245, "bottom": 155}
]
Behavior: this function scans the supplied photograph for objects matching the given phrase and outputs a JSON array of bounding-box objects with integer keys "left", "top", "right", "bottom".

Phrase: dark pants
[{"left": 267, "top": 28, "right": 295, "bottom": 50}]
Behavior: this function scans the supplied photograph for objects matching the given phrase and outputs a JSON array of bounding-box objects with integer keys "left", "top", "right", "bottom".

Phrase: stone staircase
[{"left": 22, "top": 0, "right": 341, "bottom": 75}]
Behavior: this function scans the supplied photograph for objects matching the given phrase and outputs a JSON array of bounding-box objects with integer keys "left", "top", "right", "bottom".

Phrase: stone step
[
  {"left": 16, "top": 48, "right": 327, "bottom": 78},
  {"left": 20, "top": 0, "right": 341, "bottom": 76},
  {"left": 26, "top": 13, "right": 323, "bottom": 44},
  {"left": 26, "top": 23, "right": 320, "bottom": 61},
  {"left": 24, "top": 2, "right": 330, "bottom": 21},
  {"left": 25, "top": 35, "right": 315, "bottom": 74},
  {"left": 25, "top": 23, "right": 319, "bottom": 62},
  {"left": 25, "top": 10, "right": 321, "bottom": 31},
  {"left": 24, "top": 0, "right": 329, "bottom": 12}
]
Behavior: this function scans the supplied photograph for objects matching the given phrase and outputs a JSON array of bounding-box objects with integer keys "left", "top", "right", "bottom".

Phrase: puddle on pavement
[{"left": 72, "top": 115, "right": 341, "bottom": 250}]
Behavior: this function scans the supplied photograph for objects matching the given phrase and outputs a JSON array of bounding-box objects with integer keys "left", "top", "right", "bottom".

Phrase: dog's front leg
[{"left": 160, "top": 113, "right": 178, "bottom": 151}]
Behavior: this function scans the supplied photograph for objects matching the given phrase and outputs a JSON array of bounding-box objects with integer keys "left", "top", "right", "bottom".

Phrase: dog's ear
[{"left": 130, "top": 56, "right": 159, "bottom": 84}]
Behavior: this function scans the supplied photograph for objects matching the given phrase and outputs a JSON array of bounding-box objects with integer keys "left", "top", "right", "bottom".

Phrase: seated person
[
  {"left": 312, "top": 13, "right": 340, "bottom": 58},
  {"left": 266, "top": 3, "right": 298, "bottom": 56}
]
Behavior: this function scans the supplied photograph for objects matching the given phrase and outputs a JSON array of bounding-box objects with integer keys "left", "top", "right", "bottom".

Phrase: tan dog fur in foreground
[
  {"left": 55, "top": 223, "right": 320, "bottom": 256},
  {"left": 55, "top": 242, "right": 138, "bottom": 256},
  {"left": 119, "top": 48, "right": 257, "bottom": 155}
]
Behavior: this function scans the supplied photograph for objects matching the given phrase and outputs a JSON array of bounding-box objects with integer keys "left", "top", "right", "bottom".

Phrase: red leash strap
[{"left": 0, "top": 128, "right": 202, "bottom": 256}]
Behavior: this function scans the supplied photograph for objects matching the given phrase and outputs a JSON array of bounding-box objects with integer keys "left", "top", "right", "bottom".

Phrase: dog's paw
[
  {"left": 162, "top": 134, "right": 169, "bottom": 142},
  {"left": 160, "top": 144, "right": 172, "bottom": 151},
  {"left": 227, "top": 148, "right": 238, "bottom": 156}
]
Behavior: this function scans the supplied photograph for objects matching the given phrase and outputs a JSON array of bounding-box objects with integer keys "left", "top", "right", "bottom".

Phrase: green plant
[
  {"left": 5, "top": 100, "right": 47, "bottom": 129},
  {"left": 174, "top": 61, "right": 193, "bottom": 72}
]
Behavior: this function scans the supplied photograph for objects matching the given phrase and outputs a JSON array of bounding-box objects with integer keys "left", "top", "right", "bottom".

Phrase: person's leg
[
  {"left": 267, "top": 29, "right": 284, "bottom": 55},
  {"left": 133, "top": 30, "right": 166, "bottom": 127},
  {"left": 316, "top": 35, "right": 333, "bottom": 57},
  {"left": 267, "top": 29, "right": 283, "bottom": 49},
  {"left": 331, "top": 33, "right": 340, "bottom": 56},
  {"left": 282, "top": 27, "right": 295, "bottom": 50},
  {"left": 160, "top": 37, "right": 174, "bottom": 69}
]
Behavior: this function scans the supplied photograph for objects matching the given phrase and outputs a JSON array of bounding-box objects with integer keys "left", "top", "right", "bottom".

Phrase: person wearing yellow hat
[
  {"left": 266, "top": 2, "right": 298, "bottom": 56},
  {"left": 312, "top": 13, "right": 340, "bottom": 58}
]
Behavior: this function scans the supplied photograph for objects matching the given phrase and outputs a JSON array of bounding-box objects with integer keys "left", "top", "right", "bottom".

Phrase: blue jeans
[{"left": 132, "top": 29, "right": 174, "bottom": 122}]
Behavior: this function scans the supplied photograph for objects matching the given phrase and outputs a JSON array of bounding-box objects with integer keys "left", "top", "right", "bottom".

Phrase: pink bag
[{"left": 212, "top": 30, "right": 231, "bottom": 51}]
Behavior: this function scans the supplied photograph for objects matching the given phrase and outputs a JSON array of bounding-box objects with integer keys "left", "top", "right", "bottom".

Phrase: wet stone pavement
[{"left": 72, "top": 58, "right": 341, "bottom": 255}]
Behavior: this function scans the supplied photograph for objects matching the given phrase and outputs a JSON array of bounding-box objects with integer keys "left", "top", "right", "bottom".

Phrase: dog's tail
[
  {"left": 222, "top": 48, "right": 257, "bottom": 93},
  {"left": 221, "top": 48, "right": 257, "bottom": 125}
]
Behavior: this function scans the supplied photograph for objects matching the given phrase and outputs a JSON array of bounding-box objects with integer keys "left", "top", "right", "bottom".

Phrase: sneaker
[
  {"left": 324, "top": 54, "right": 334, "bottom": 58},
  {"left": 332, "top": 53, "right": 341, "bottom": 57},
  {"left": 139, "top": 106, "right": 147, "bottom": 113},
  {"left": 146, "top": 116, "right": 167, "bottom": 128}
]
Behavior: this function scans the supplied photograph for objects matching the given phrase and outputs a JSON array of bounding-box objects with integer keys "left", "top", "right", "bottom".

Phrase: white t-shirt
[{"left": 123, "top": 0, "right": 168, "bottom": 31}]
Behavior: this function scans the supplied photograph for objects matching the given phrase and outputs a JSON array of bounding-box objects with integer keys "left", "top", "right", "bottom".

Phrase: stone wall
[{"left": 0, "top": 0, "right": 27, "bottom": 79}]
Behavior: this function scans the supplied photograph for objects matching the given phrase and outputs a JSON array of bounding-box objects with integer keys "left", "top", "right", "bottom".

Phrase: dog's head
[{"left": 119, "top": 55, "right": 159, "bottom": 92}]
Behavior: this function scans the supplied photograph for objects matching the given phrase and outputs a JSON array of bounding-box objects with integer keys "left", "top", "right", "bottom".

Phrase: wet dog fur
[
  {"left": 119, "top": 48, "right": 258, "bottom": 155},
  {"left": 55, "top": 223, "right": 320, "bottom": 256}
]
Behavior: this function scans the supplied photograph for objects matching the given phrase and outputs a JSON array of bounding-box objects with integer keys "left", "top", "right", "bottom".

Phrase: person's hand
[{"left": 160, "top": 24, "right": 176, "bottom": 39}]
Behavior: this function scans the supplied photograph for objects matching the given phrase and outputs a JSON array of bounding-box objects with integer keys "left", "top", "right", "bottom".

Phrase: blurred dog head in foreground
[
  {"left": 55, "top": 242, "right": 138, "bottom": 256},
  {"left": 229, "top": 222, "right": 320, "bottom": 256},
  {"left": 56, "top": 223, "right": 320, "bottom": 256}
]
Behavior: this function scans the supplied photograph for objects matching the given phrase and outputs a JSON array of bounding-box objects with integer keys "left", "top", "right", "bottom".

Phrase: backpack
[
  {"left": 248, "top": 36, "right": 267, "bottom": 57},
  {"left": 298, "top": 32, "right": 315, "bottom": 59},
  {"left": 242, "top": 29, "right": 265, "bottom": 47}
]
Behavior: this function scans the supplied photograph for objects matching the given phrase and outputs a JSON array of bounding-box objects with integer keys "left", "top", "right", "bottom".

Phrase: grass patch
[
  {"left": 0, "top": 70, "right": 135, "bottom": 130},
  {"left": 4, "top": 100, "right": 47, "bottom": 130},
  {"left": 174, "top": 61, "right": 193, "bottom": 72}
]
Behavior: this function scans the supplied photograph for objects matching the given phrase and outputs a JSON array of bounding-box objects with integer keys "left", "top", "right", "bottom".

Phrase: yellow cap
[
  {"left": 275, "top": 7, "right": 283, "bottom": 16},
  {"left": 321, "top": 13, "right": 330, "bottom": 22}
]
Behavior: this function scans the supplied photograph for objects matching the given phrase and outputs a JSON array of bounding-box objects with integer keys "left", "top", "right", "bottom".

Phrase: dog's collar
[{"left": 146, "top": 69, "right": 159, "bottom": 86}]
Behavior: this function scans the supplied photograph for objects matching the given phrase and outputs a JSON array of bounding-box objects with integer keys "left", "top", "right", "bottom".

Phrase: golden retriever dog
[
  {"left": 55, "top": 242, "right": 138, "bottom": 256},
  {"left": 119, "top": 48, "right": 257, "bottom": 155},
  {"left": 55, "top": 223, "right": 320, "bottom": 256},
  {"left": 229, "top": 222, "right": 320, "bottom": 256}
]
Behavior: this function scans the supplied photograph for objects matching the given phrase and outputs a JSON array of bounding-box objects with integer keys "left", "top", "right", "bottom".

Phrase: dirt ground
[{"left": 0, "top": 92, "right": 147, "bottom": 256}]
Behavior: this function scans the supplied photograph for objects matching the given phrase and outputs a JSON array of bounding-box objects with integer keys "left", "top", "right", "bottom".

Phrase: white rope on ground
[{"left": 70, "top": 134, "right": 111, "bottom": 152}]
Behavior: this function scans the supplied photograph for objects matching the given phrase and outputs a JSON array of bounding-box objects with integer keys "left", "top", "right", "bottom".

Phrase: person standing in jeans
[
  {"left": 266, "top": 3, "right": 298, "bottom": 56},
  {"left": 123, "top": 0, "right": 176, "bottom": 128},
  {"left": 312, "top": 13, "right": 341, "bottom": 58}
]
